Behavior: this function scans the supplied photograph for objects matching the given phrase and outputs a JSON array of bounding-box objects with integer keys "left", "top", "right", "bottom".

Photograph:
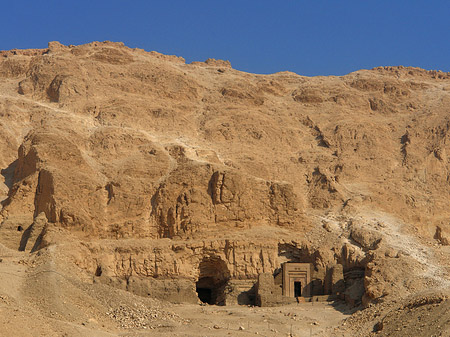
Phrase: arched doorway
[{"left": 196, "top": 256, "right": 230, "bottom": 305}]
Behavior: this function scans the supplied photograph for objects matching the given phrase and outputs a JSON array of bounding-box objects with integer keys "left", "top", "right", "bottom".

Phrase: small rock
[
  {"left": 213, "top": 325, "right": 220, "bottom": 329},
  {"left": 239, "top": 326, "right": 245, "bottom": 330}
]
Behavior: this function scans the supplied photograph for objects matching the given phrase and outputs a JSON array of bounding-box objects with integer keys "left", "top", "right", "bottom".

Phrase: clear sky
[{"left": 1, "top": 0, "right": 449, "bottom": 76}]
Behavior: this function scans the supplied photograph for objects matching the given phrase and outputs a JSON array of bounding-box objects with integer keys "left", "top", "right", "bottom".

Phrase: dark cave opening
[
  {"left": 196, "top": 257, "right": 230, "bottom": 305},
  {"left": 196, "top": 278, "right": 214, "bottom": 304}
]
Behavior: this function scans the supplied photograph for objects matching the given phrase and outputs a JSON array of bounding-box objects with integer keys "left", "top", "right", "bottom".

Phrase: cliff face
[{"left": 1, "top": 41, "right": 450, "bottom": 306}]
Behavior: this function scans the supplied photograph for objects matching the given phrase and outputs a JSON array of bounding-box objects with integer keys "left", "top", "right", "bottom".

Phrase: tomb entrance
[
  {"left": 294, "top": 281, "right": 302, "bottom": 297},
  {"left": 195, "top": 256, "right": 230, "bottom": 305},
  {"left": 282, "top": 262, "right": 311, "bottom": 298}
]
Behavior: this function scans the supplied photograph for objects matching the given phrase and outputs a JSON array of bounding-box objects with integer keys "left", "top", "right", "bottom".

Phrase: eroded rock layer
[{"left": 1, "top": 41, "right": 450, "bottom": 309}]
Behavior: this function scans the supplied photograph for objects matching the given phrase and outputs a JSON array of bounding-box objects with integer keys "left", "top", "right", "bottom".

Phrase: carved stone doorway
[{"left": 282, "top": 263, "right": 311, "bottom": 298}]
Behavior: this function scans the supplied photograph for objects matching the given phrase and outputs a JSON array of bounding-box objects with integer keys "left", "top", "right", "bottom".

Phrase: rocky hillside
[{"left": 1, "top": 41, "right": 450, "bottom": 335}]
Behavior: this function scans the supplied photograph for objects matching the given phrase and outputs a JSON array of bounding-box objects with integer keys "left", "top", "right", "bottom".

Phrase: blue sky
[{"left": 1, "top": 0, "right": 449, "bottom": 76}]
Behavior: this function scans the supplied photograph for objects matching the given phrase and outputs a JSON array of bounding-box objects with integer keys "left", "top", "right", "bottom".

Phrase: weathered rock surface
[{"left": 1, "top": 41, "right": 450, "bottom": 335}]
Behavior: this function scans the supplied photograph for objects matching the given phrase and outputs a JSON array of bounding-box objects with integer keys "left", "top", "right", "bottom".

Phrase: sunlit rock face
[{"left": 1, "top": 42, "right": 450, "bottom": 309}]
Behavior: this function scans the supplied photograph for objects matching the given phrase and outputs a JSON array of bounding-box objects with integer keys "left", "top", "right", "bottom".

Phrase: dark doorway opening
[
  {"left": 294, "top": 281, "right": 302, "bottom": 297},
  {"left": 196, "top": 276, "right": 220, "bottom": 305},
  {"left": 196, "top": 257, "right": 230, "bottom": 305},
  {"left": 196, "top": 286, "right": 212, "bottom": 304}
]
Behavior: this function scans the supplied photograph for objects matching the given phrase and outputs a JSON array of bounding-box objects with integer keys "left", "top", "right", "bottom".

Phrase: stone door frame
[{"left": 282, "top": 262, "right": 312, "bottom": 298}]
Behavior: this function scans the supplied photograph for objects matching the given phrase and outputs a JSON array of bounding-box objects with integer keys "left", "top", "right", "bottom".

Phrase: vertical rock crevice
[{"left": 34, "top": 169, "right": 57, "bottom": 223}]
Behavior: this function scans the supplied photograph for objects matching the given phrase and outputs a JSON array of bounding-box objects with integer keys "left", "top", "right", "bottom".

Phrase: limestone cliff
[{"left": 1, "top": 41, "right": 450, "bottom": 307}]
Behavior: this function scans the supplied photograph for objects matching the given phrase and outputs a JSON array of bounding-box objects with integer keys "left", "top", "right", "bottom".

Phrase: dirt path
[{"left": 164, "top": 302, "right": 353, "bottom": 337}]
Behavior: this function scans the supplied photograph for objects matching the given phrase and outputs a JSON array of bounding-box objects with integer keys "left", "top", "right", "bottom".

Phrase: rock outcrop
[{"left": 1, "top": 41, "right": 450, "bottom": 309}]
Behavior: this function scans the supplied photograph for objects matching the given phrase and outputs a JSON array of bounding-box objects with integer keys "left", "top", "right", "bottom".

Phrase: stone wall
[
  {"left": 224, "top": 279, "right": 257, "bottom": 305},
  {"left": 94, "top": 274, "right": 199, "bottom": 304},
  {"left": 256, "top": 273, "right": 296, "bottom": 307}
]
